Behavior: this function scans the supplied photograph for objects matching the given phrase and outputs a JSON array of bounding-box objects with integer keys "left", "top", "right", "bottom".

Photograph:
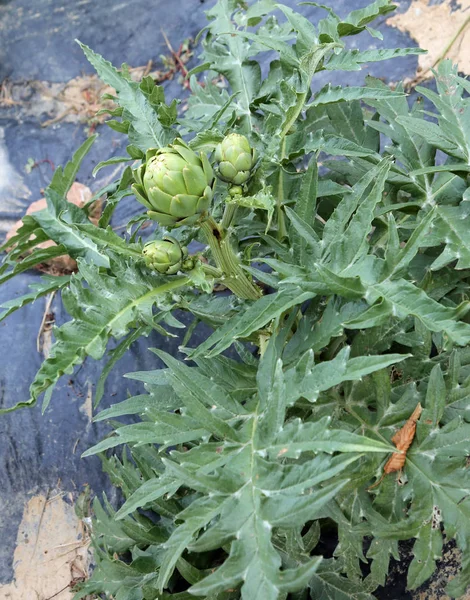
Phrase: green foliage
[{"left": 2, "top": 0, "right": 470, "bottom": 598}]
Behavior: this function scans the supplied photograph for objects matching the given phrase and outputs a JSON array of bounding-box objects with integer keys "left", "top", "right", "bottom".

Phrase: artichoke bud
[
  {"left": 132, "top": 138, "right": 214, "bottom": 228},
  {"left": 182, "top": 256, "right": 197, "bottom": 271},
  {"left": 143, "top": 236, "right": 187, "bottom": 275},
  {"left": 228, "top": 185, "right": 243, "bottom": 197},
  {"left": 214, "top": 133, "right": 256, "bottom": 186}
]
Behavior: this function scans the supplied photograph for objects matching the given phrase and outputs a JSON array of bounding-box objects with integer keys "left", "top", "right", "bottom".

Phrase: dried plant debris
[
  {"left": 0, "top": 39, "right": 194, "bottom": 132},
  {"left": 387, "top": 0, "right": 470, "bottom": 82},
  {"left": 384, "top": 402, "right": 422, "bottom": 474},
  {"left": 369, "top": 403, "right": 422, "bottom": 489}
]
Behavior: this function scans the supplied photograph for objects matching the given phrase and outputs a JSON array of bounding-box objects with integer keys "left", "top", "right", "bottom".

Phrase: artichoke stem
[
  {"left": 201, "top": 218, "right": 261, "bottom": 300},
  {"left": 201, "top": 263, "right": 223, "bottom": 278},
  {"left": 221, "top": 202, "right": 238, "bottom": 230},
  {"left": 276, "top": 137, "right": 288, "bottom": 241}
]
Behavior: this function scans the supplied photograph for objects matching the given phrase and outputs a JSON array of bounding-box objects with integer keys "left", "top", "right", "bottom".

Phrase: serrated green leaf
[
  {"left": 286, "top": 207, "right": 321, "bottom": 265},
  {"left": 0, "top": 276, "right": 70, "bottom": 323},
  {"left": 32, "top": 189, "right": 110, "bottom": 268},
  {"left": 429, "top": 203, "right": 470, "bottom": 270},
  {"left": 94, "top": 326, "right": 150, "bottom": 408},
  {"left": 396, "top": 116, "right": 462, "bottom": 159},
  {"left": 311, "top": 264, "right": 366, "bottom": 299},
  {"left": 309, "top": 84, "right": 403, "bottom": 107},
  {"left": 325, "top": 159, "right": 391, "bottom": 270},
  {"left": 325, "top": 47, "right": 424, "bottom": 71},
  {"left": 72, "top": 223, "right": 143, "bottom": 260},
  {"left": 422, "top": 364, "right": 446, "bottom": 429},
  {"left": 92, "top": 155, "right": 134, "bottom": 177},
  {"left": 1, "top": 262, "right": 190, "bottom": 413},
  {"left": 49, "top": 135, "right": 96, "bottom": 198},
  {"left": 270, "top": 417, "right": 392, "bottom": 455},
  {"left": 83, "top": 416, "right": 207, "bottom": 457},
  {"left": 153, "top": 350, "right": 240, "bottom": 441},
  {"left": 386, "top": 207, "right": 436, "bottom": 277},
  {"left": 309, "top": 559, "right": 376, "bottom": 599},
  {"left": 338, "top": 0, "right": 397, "bottom": 36},
  {"left": 190, "top": 287, "right": 314, "bottom": 359},
  {"left": 370, "top": 279, "right": 470, "bottom": 346},
  {"left": 157, "top": 497, "right": 225, "bottom": 591},
  {"left": 289, "top": 155, "right": 319, "bottom": 266},
  {"left": 0, "top": 244, "right": 71, "bottom": 286},
  {"left": 78, "top": 41, "right": 175, "bottom": 150},
  {"left": 407, "top": 523, "right": 443, "bottom": 590}
]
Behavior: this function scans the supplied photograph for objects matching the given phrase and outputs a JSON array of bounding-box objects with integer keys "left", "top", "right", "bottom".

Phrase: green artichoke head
[
  {"left": 142, "top": 236, "right": 188, "bottom": 274},
  {"left": 214, "top": 133, "right": 256, "bottom": 186},
  {"left": 132, "top": 139, "right": 214, "bottom": 228}
]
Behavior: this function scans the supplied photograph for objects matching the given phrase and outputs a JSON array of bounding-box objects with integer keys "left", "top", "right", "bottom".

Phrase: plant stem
[
  {"left": 324, "top": 333, "right": 347, "bottom": 362},
  {"left": 280, "top": 91, "right": 308, "bottom": 139},
  {"left": 200, "top": 218, "right": 261, "bottom": 300},
  {"left": 276, "top": 137, "right": 288, "bottom": 240},
  {"left": 221, "top": 202, "right": 238, "bottom": 230},
  {"left": 151, "top": 276, "right": 191, "bottom": 296},
  {"left": 200, "top": 263, "right": 223, "bottom": 278}
]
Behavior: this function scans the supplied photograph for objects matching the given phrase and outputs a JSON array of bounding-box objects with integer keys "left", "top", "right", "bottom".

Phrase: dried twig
[
  {"left": 32, "top": 488, "right": 51, "bottom": 557},
  {"left": 142, "top": 59, "right": 154, "bottom": 78},
  {"left": 161, "top": 30, "right": 191, "bottom": 87},
  {"left": 72, "top": 437, "right": 80, "bottom": 454},
  {"left": 25, "top": 157, "right": 56, "bottom": 173},
  {"left": 45, "top": 583, "right": 71, "bottom": 600}
]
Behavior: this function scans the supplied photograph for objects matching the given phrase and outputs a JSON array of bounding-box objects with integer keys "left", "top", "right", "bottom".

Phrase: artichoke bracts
[
  {"left": 133, "top": 139, "right": 214, "bottom": 228},
  {"left": 143, "top": 237, "right": 193, "bottom": 274},
  {"left": 214, "top": 133, "right": 256, "bottom": 186}
]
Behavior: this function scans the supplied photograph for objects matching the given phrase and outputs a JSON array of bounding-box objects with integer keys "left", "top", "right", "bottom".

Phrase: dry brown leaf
[
  {"left": 387, "top": 0, "right": 470, "bottom": 81},
  {"left": 384, "top": 402, "right": 422, "bottom": 473},
  {"left": 368, "top": 403, "right": 422, "bottom": 490}
]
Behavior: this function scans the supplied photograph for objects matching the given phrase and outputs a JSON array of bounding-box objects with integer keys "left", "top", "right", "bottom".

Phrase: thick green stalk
[{"left": 200, "top": 218, "right": 261, "bottom": 300}]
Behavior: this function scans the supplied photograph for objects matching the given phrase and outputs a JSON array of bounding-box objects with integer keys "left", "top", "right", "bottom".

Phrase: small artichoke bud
[
  {"left": 143, "top": 236, "right": 188, "bottom": 274},
  {"left": 132, "top": 138, "right": 214, "bottom": 228},
  {"left": 214, "top": 133, "right": 256, "bottom": 186},
  {"left": 229, "top": 185, "right": 243, "bottom": 197},
  {"left": 182, "top": 256, "right": 197, "bottom": 271}
]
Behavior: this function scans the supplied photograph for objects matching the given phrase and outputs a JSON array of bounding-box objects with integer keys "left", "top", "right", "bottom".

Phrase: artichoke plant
[
  {"left": 133, "top": 139, "right": 214, "bottom": 227},
  {"left": 142, "top": 236, "right": 192, "bottom": 274},
  {"left": 214, "top": 133, "right": 256, "bottom": 185}
]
